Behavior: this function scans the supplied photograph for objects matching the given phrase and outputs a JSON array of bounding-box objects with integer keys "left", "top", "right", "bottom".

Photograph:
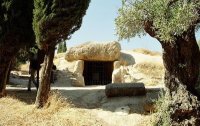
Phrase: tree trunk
[
  {"left": 6, "top": 67, "right": 12, "bottom": 84},
  {"left": 161, "top": 29, "right": 200, "bottom": 98},
  {"left": 0, "top": 46, "right": 17, "bottom": 97},
  {"left": 0, "top": 59, "right": 11, "bottom": 97},
  {"left": 160, "top": 29, "right": 200, "bottom": 125},
  {"left": 35, "top": 46, "right": 55, "bottom": 108},
  {"left": 144, "top": 21, "right": 200, "bottom": 125}
]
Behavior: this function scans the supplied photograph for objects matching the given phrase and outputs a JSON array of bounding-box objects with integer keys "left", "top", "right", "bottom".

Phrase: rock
[
  {"left": 11, "top": 71, "right": 20, "bottom": 76},
  {"left": 21, "top": 71, "right": 29, "bottom": 75},
  {"left": 119, "top": 52, "right": 135, "bottom": 66},
  {"left": 71, "top": 73, "right": 85, "bottom": 87},
  {"left": 112, "top": 68, "right": 122, "bottom": 83},
  {"left": 113, "top": 61, "right": 121, "bottom": 70},
  {"left": 115, "top": 106, "right": 130, "bottom": 115},
  {"left": 113, "top": 63, "right": 136, "bottom": 83},
  {"left": 124, "top": 74, "right": 136, "bottom": 83},
  {"left": 112, "top": 66, "right": 128, "bottom": 83},
  {"left": 105, "top": 83, "right": 146, "bottom": 97},
  {"left": 65, "top": 41, "right": 121, "bottom": 61},
  {"left": 70, "top": 60, "right": 85, "bottom": 87},
  {"left": 73, "top": 60, "right": 84, "bottom": 74}
]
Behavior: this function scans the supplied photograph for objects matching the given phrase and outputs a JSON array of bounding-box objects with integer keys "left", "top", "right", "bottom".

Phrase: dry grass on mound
[
  {"left": 54, "top": 53, "right": 66, "bottom": 59},
  {"left": 133, "top": 48, "right": 161, "bottom": 56},
  {"left": 0, "top": 91, "right": 101, "bottom": 126},
  {"left": 135, "top": 61, "right": 164, "bottom": 79}
]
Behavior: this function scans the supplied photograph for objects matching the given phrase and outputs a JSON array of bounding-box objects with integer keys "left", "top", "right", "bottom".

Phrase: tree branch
[
  {"left": 143, "top": 21, "right": 156, "bottom": 37},
  {"left": 167, "top": 0, "right": 179, "bottom": 7}
]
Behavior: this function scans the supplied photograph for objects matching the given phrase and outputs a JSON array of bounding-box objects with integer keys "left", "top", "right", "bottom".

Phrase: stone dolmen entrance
[
  {"left": 83, "top": 61, "right": 113, "bottom": 85},
  {"left": 65, "top": 41, "right": 137, "bottom": 87},
  {"left": 65, "top": 41, "right": 121, "bottom": 86}
]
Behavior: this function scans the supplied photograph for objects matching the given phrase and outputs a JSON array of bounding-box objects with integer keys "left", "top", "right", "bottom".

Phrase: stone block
[{"left": 105, "top": 83, "right": 146, "bottom": 97}]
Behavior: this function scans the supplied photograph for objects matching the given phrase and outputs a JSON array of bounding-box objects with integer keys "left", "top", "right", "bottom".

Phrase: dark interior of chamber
[{"left": 83, "top": 61, "right": 113, "bottom": 85}]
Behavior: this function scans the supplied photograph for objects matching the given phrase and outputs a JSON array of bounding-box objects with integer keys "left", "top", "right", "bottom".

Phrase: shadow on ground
[
  {"left": 7, "top": 89, "right": 37, "bottom": 104},
  {"left": 6, "top": 85, "right": 163, "bottom": 115},
  {"left": 6, "top": 72, "right": 163, "bottom": 115}
]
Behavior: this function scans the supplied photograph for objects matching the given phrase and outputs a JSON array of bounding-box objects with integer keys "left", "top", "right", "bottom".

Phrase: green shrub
[{"left": 152, "top": 91, "right": 171, "bottom": 126}]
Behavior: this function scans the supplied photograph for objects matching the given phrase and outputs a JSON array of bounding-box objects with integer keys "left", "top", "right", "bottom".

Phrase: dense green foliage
[
  {"left": 0, "top": 0, "right": 35, "bottom": 97},
  {"left": 116, "top": 0, "right": 200, "bottom": 42},
  {"left": 57, "top": 41, "right": 67, "bottom": 53},
  {"left": 33, "top": 0, "right": 91, "bottom": 50},
  {"left": 16, "top": 49, "right": 30, "bottom": 64},
  {"left": 0, "top": 0, "right": 34, "bottom": 48},
  {"left": 15, "top": 46, "right": 38, "bottom": 67},
  {"left": 153, "top": 92, "right": 171, "bottom": 126}
]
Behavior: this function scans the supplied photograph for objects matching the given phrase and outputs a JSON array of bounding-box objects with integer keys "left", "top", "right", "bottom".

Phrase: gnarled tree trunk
[
  {"left": 160, "top": 29, "right": 200, "bottom": 125},
  {"left": 144, "top": 23, "right": 200, "bottom": 125},
  {"left": 161, "top": 29, "right": 200, "bottom": 97},
  {"left": 35, "top": 46, "right": 55, "bottom": 108}
]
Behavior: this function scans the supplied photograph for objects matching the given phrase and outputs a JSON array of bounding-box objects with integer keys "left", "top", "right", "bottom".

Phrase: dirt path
[{"left": 7, "top": 74, "right": 162, "bottom": 126}]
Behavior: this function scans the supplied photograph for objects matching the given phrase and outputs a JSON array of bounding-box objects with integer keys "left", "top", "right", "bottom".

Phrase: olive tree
[
  {"left": 116, "top": 0, "right": 200, "bottom": 125},
  {"left": 33, "top": 0, "right": 90, "bottom": 108},
  {"left": 0, "top": 0, "right": 34, "bottom": 97}
]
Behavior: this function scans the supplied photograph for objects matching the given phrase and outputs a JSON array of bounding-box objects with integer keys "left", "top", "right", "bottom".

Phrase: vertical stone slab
[
  {"left": 72, "top": 60, "right": 85, "bottom": 86},
  {"left": 73, "top": 60, "right": 84, "bottom": 74}
]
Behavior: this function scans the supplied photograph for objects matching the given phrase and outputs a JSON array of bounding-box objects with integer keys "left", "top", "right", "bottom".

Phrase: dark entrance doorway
[{"left": 83, "top": 61, "right": 113, "bottom": 85}]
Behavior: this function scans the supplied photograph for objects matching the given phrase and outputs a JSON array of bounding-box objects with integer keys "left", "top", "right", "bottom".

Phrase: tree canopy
[
  {"left": 0, "top": 0, "right": 35, "bottom": 97},
  {"left": 116, "top": 0, "right": 200, "bottom": 42},
  {"left": 33, "top": 0, "right": 90, "bottom": 50},
  {"left": 0, "top": 0, "right": 34, "bottom": 47},
  {"left": 33, "top": 0, "right": 91, "bottom": 107}
]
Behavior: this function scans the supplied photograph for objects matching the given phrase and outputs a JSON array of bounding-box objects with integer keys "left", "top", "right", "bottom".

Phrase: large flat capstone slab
[{"left": 105, "top": 83, "right": 146, "bottom": 97}]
